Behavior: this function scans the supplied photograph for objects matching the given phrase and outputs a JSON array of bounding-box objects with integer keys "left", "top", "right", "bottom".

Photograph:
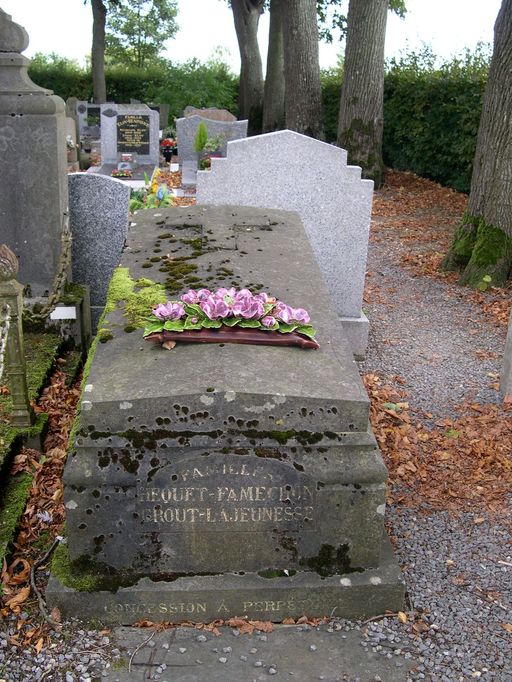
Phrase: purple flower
[
  {"left": 200, "top": 295, "right": 231, "bottom": 320},
  {"left": 291, "top": 307, "right": 310, "bottom": 324},
  {"left": 274, "top": 302, "right": 294, "bottom": 324},
  {"left": 152, "top": 301, "right": 185, "bottom": 321},
  {"left": 234, "top": 297, "right": 264, "bottom": 319},
  {"left": 261, "top": 315, "right": 276, "bottom": 328},
  {"left": 217, "top": 287, "right": 238, "bottom": 300},
  {"left": 181, "top": 288, "right": 211, "bottom": 304},
  {"left": 274, "top": 302, "right": 310, "bottom": 325}
]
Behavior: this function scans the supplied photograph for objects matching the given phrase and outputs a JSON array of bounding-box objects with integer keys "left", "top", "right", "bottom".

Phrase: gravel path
[{"left": 1, "top": 175, "right": 511, "bottom": 681}]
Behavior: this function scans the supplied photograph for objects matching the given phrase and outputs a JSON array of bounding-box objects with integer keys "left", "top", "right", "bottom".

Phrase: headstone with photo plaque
[{"left": 47, "top": 204, "right": 404, "bottom": 625}]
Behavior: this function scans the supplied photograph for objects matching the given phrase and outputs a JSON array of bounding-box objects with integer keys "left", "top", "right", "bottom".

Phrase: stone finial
[
  {"left": 0, "top": 9, "right": 29, "bottom": 54},
  {"left": 0, "top": 244, "right": 19, "bottom": 281}
]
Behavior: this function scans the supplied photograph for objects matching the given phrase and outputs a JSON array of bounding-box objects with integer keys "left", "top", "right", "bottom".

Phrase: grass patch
[{"left": 0, "top": 332, "right": 61, "bottom": 469}]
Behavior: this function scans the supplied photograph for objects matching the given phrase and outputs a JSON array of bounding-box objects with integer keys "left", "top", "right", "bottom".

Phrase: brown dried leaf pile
[{"left": 364, "top": 373, "right": 512, "bottom": 516}]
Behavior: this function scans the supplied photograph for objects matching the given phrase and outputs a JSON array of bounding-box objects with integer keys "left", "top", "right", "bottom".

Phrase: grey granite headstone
[
  {"left": 48, "top": 204, "right": 404, "bottom": 624},
  {"left": 0, "top": 9, "right": 68, "bottom": 296},
  {"left": 100, "top": 103, "right": 159, "bottom": 167},
  {"left": 68, "top": 173, "right": 130, "bottom": 330},
  {"left": 176, "top": 114, "right": 248, "bottom": 167},
  {"left": 184, "top": 105, "right": 237, "bottom": 122},
  {"left": 500, "top": 309, "right": 512, "bottom": 402},
  {"left": 196, "top": 131, "right": 373, "bottom": 358}
]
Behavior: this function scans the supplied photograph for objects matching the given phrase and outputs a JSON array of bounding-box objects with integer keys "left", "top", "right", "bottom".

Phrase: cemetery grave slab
[{"left": 49, "top": 205, "right": 405, "bottom": 623}]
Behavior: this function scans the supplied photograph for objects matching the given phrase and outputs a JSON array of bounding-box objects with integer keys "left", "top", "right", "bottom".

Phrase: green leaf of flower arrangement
[
  {"left": 239, "top": 320, "right": 262, "bottom": 328},
  {"left": 184, "top": 303, "right": 206, "bottom": 318},
  {"left": 163, "top": 319, "right": 185, "bottom": 332},
  {"left": 277, "top": 323, "right": 299, "bottom": 334},
  {"left": 201, "top": 319, "right": 223, "bottom": 329},
  {"left": 143, "top": 320, "right": 164, "bottom": 337},
  {"left": 261, "top": 321, "right": 280, "bottom": 331},
  {"left": 296, "top": 325, "right": 317, "bottom": 339},
  {"left": 184, "top": 318, "right": 203, "bottom": 330},
  {"left": 222, "top": 317, "right": 241, "bottom": 327}
]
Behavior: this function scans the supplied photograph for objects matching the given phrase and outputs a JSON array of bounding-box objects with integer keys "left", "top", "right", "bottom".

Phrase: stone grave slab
[
  {"left": 196, "top": 130, "right": 374, "bottom": 358},
  {"left": 47, "top": 205, "right": 404, "bottom": 624}
]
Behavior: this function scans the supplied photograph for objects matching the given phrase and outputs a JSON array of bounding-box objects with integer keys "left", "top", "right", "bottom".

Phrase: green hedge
[
  {"left": 382, "top": 48, "right": 489, "bottom": 193},
  {"left": 320, "top": 48, "right": 489, "bottom": 193},
  {"left": 28, "top": 54, "right": 238, "bottom": 124},
  {"left": 30, "top": 48, "right": 490, "bottom": 192}
]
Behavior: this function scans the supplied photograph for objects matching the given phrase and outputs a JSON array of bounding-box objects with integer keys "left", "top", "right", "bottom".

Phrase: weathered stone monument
[
  {"left": 0, "top": 9, "right": 69, "bottom": 296},
  {"left": 47, "top": 205, "right": 404, "bottom": 624},
  {"left": 196, "top": 131, "right": 373, "bottom": 358},
  {"left": 68, "top": 173, "right": 130, "bottom": 331},
  {"left": 100, "top": 103, "right": 159, "bottom": 175}
]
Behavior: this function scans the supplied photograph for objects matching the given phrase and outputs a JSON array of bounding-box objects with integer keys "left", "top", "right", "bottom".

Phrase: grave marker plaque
[
  {"left": 116, "top": 114, "right": 150, "bottom": 155},
  {"left": 48, "top": 205, "right": 404, "bottom": 624}
]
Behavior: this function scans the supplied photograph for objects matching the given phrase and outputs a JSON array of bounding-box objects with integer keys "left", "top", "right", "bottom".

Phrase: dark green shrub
[
  {"left": 382, "top": 46, "right": 490, "bottom": 192},
  {"left": 321, "top": 67, "right": 342, "bottom": 142},
  {"left": 28, "top": 55, "right": 238, "bottom": 126}
]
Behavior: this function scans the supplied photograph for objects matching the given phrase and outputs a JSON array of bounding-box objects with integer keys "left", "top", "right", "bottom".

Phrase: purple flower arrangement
[{"left": 143, "top": 287, "right": 317, "bottom": 340}]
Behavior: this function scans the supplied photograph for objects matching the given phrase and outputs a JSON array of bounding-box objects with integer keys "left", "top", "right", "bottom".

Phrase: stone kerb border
[{"left": 196, "top": 130, "right": 374, "bottom": 358}]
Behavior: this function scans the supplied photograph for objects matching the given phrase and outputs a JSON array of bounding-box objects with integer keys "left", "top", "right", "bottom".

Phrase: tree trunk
[
  {"left": 262, "top": 0, "right": 285, "bottom": 132},
  {"left": 231, "top": 0, "right": 264, "bottom": 135},
  {"left": 337, "top": 0, "right": 387, "bottom": 188},
  {"left": 91, "top": 0, "right": 107, "bottom": 103},
  {"left": 281, "top": 0, "right": 323, "bottom": 139},
  {"left": 443, "top": 0, "right": 512, "bottom": 287}
]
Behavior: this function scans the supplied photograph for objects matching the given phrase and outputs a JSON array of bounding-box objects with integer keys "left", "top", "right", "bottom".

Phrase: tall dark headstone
[{"left": 0, "top": 10, "right": 68, "bottom": 296}]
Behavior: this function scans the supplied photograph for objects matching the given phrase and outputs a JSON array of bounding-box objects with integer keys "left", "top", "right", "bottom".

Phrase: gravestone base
[
  {"left": 340, "top": 313, "right": 370, "bottom": 361},
  {"left": 46, "top": 535, "right": 404, "bottom": 626},
  {"left": 181, "top": 158, "right": 198, "bottom": 188}
]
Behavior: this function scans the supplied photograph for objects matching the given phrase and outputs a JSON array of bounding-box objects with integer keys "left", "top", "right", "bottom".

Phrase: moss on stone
[
  {"left": 51, "top": 541, "right": 100, "bottom": 592},
  {"left": 103, "top": 268, "right": 135, "bottom": 314},
  {"left": 103, "top": 267, "right": 166, "bottom": 329},
  {"left": 59, "top": 282, "right": 87, "bottom": 306}
]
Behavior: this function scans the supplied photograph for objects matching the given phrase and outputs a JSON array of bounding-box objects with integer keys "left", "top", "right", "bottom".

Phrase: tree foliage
[{"left": 105, "top": 0, "right": 178, "bottom": 68}]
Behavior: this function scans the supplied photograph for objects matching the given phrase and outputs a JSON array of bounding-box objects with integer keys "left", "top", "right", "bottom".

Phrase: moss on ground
[
  {"left": 0, "top": 472, "right": 32, "bottom": 565},
  {"left": 0, "top": 332, "right": 61, "bottom": 468}
]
